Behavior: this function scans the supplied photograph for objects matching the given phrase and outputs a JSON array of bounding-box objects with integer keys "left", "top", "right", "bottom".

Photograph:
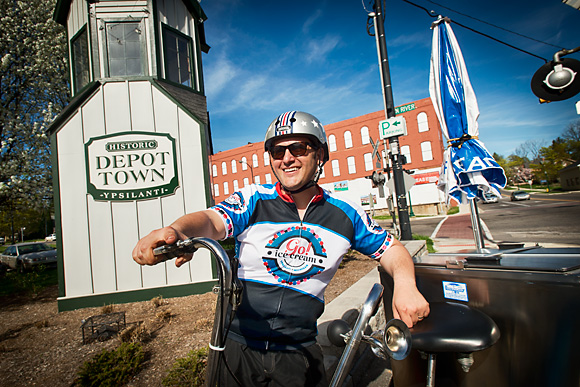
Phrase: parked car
[
  {"left": 510, "top": 190, "right": 531, "bottom": 201},
  {"left": 482, "top": 192, "right": 499, "bottom": 204},
  {"left": 45, "top": 234, "right": 57, "bottom": 242},
  {"left": 0, "top": 242, "right": 57, "bottom": 273},
  {"left": 0, "top": 236, "right": 5, "bottom": 245}
]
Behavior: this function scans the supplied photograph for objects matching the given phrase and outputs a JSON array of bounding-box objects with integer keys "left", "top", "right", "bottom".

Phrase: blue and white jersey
[{"left": 210, "top": 183, "right": 394, "bottom": 350}]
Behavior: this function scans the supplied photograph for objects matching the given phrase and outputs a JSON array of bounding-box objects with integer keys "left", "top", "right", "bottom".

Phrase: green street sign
[{"left": 379, "top": 116, "right": 407, "bottom": 139}]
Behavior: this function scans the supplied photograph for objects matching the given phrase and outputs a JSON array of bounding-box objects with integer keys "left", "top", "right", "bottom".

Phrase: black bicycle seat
[{"left": 410, "top": 302, "right": 500, "bottom": 353}]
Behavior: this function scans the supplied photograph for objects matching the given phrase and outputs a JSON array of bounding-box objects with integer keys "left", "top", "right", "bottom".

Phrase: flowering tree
[{"left": 0, "top": 0, "right": 70, "bottom": 238}]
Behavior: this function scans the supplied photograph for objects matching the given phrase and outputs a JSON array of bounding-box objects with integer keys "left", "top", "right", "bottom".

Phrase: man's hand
[
  {"left": 132, "top": 227, "right": 193, "bottom": 267},
  {"left": 378, "top": 240, "right": 430, "bottom": 327},
  {"left": 392, "top": 280, "right": 430, "bottom": 328}
]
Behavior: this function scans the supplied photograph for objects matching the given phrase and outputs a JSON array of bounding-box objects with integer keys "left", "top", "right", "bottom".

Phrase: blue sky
[{"left": 200, "top": 0, "right": 580, "bottom": 158}]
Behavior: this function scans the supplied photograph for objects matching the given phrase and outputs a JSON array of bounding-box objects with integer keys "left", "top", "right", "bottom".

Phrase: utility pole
[{"left": 369, "top": 0, "right": 412, "bottom": 240}]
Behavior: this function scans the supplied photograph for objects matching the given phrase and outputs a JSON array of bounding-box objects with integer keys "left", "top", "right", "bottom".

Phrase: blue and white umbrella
[{"left": 429, "top": 17, "right": 506, "bottom": 206}]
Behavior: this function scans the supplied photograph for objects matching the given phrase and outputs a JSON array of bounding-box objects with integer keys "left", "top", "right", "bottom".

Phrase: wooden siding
[{"left": 55, "top": 80, "right": 213, "bottom": 300}]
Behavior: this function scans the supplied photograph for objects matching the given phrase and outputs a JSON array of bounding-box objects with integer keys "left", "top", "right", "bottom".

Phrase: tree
[
  {"left": 0, "top": 0, "right": 69, "bottom": 240},
  {"left": 561, "top": 119, "right": 580, "bottom": 161}
]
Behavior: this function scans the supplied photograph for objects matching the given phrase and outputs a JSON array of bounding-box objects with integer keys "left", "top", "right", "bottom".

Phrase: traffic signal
[{"left": 366, "top": 171, "right": 386, "bottom": 197}]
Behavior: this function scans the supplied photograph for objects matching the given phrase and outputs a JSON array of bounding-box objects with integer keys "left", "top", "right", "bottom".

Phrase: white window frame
[
  {"left": 418, "top": 112, "right": 429, "bottom": 133},
  {"left": 347, "top": 156, "right": 356, "bottom": 174},
  {"left": 223, "top": 182, "right": 229, "bottom": 195},
  {"left": 421, "top": 141, "right": 433, "bottom": 161},
  {"left": 364, "top": 153, "right": 373, "bottom": 171},
  {"left": 231, "top": 159, "right": 237, "bottom": 174},
  {"left": 265, "top": 173, "right": 272, "bottom": 184},
  {"left": 332, "top": 159, "right": 340, "bottom": 177},
  {"left": 344, "top": 131, "right": 353, "bottom": 149},
  {"left": 328, "top": 135, "right": 337, "bottom": 152},
  {"left": 263, "top": 151, "right": 270, "bottom": 166},
  {"left": 241, "top": 157, "right": 248, "bottom": 170},
  {"left": 361, "top": 126, "right": 370, "bottom": 145}
]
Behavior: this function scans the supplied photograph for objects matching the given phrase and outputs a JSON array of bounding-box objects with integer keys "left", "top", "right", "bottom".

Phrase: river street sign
[{"left": 379, "top": 116, "right": 407, "bottom": 139}]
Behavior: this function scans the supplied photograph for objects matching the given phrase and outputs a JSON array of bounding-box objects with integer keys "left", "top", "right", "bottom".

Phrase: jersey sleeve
[
  {"left": 350, "top": 207, "right": 395, "bottom": 260},
  {"left": 210, "top": 187, "right": 253, "bottom": 240}
]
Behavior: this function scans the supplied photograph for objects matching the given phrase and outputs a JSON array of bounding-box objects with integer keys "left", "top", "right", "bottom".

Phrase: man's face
[{"left": 270, "top": 136, "right": 321, "bottom": 192}]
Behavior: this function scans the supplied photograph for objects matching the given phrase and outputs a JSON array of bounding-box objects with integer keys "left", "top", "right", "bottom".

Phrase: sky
[{"left": 199, "top": 0, "right": 580, "bottom": 158}]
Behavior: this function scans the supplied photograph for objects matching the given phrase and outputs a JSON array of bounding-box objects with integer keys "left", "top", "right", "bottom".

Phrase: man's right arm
[{"left": 132, "top": 209, "right": 226, "bottom": 267}]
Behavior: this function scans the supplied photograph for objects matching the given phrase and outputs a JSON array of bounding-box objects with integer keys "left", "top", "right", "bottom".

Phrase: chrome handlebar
[
  {"left": 154, "top": 237, "right": 242, "bottom": 387},
  {"left": 328, "top": 283, "right": 411, "bottom": 387}
]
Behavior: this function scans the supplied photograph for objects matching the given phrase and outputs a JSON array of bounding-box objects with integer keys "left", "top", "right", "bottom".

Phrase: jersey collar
[{"left": 276, "top": 182, "right": 324, "bottom": 204}]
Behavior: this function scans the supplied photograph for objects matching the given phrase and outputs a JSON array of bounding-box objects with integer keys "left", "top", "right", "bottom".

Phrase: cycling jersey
[{"left": 210, "top": 182, "right": 394, "bottom": 350}]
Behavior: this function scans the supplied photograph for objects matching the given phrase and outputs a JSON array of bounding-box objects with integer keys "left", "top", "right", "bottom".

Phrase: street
[{"left": 410, "top": 190, "right": 580, "bottom": 247}]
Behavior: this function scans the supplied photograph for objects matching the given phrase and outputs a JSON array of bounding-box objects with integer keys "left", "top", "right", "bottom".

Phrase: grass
[
  {"left": 447, "top": 206, "right": 459, "bottom": 215},
  {"left": 412, "top": 235, "right": 435, "bottom": 253}
]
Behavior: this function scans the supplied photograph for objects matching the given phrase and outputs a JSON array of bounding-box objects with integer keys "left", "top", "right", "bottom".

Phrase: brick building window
[
  {"left": 364, "top": 153, "right": 373, "bottom": 171},
  {"left": 421, "top": 141, "right": 433, "bottom": 161},
  {"left": 332, "top": 160, "right": 341, "bottom": 176},
  {"left": 418, "top": 112, "right": 429, "bottom": 133},
  {"left": 264, "top": 151, "right": 270, "bottom": 166},
  {"left": 231, "top": 160, "right": 237, "bottom": 174},
  {"left": 221, "top": 162, "right": 227, "bottom": 175},
  {"left": 344, "top": 131, "right": 353, "bottom": 149},
  {"left": 329, "top": 135, "right": 337, "bottom": 152},
  {"left": 361, "top": 126, "right": 370, "bottom": 145},
  {"left": 347, "top": 156, "right": 356, "bottom": 174}
]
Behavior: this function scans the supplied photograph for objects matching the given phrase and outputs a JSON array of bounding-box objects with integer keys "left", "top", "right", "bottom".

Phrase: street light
[{"left": 239, "top": 159, "right": 254, "bottom": 183}]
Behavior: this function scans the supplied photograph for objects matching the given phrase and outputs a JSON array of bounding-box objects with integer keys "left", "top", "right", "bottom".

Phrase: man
[{"left": 133, "top": 111, "right": 429, "bottom": 386}]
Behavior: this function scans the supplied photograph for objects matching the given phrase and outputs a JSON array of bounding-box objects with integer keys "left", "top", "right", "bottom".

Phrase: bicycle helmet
[
  {"left": 264, "top": 111, "right": 329, "bottom": 193},
  {"left": 264, "top": 111, "right": 329, "bottom": 164}
]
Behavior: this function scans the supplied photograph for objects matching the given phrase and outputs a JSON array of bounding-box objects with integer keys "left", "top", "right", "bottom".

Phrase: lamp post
[{"left": 239, "top": 159, "right": 254, "bottom": 183}]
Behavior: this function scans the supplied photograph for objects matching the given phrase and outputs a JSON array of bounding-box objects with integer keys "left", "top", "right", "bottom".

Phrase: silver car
[
  {"left": 0, "top": 242, "right": 57, "bottom": 273},
  {"left": 510, "top": 190, "right": 531, "bottom": 201}
]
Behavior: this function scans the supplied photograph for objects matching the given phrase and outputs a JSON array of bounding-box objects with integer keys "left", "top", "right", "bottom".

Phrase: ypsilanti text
[{"left": 99, "top": 188, "right": 169, "bottom": 200}]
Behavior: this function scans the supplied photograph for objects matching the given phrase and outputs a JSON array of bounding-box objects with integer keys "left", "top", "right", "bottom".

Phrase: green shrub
[
  {"left": 74, "top": 342, "right": 145, "bottom": 387},
  {"left": 162, "top": 347, "right": 208, "bottom": 387}
]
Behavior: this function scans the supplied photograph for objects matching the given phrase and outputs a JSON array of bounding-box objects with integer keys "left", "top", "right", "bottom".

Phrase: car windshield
[{"left": 18, "top": 243, "right": 53, "bottom": 254}]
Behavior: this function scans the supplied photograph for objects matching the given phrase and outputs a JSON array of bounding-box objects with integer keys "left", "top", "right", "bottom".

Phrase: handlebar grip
[{"left": 153, "top": 240, "right": 198, "bottom": 261}]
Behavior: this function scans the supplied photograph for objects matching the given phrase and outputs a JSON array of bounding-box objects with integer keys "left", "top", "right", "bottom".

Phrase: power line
[
  {"left": 400, "top": 0, "right": 548, "bottom": 63},
  {"left": 426, "top": 0, "right": 563, "bottom": 50}
]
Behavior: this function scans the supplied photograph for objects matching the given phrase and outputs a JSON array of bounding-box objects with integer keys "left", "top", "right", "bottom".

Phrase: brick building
[{"left": 209, "top": 97, "right": 446, "bottom": 214}]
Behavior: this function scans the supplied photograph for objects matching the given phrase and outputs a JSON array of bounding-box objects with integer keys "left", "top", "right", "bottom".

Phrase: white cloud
[{"left": 304, "top": 35, "right": 340, "bottom": 63}]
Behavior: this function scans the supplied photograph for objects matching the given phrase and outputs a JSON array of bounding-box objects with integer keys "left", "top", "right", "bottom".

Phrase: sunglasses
[
  {"left": 269, "top": 142, "right": 314, "bottom": 160},
  {"left": 270, "top": 142, "right": 313, "bottom": 160}
]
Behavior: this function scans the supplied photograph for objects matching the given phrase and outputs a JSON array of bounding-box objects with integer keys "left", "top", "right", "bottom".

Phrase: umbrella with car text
[{"left": 429, "top": 17, "right": 507, "bottom": 251}]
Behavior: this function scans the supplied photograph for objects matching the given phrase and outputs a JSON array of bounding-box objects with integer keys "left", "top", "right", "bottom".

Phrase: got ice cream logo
[{"left": 263, "top": 226, "right": 327, "bottom": 285}]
